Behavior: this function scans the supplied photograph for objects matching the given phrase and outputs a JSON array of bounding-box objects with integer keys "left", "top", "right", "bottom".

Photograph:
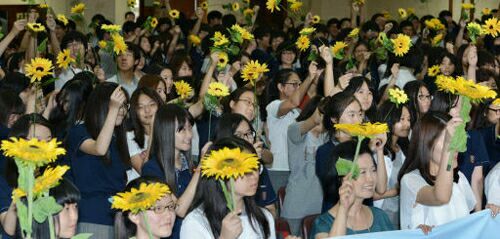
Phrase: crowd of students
[{"left": 0, "top": 0, "right": 499, "bottom": 238}]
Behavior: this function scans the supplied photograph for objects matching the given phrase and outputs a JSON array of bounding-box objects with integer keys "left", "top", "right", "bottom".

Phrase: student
[
  {"left": 398, "top": 112, "right": 476, "bottom": 230},
  {"left": 107, "top": 42, "right": 142, "bottom": 96},
  {"left": 141, "top": 104, "right": 200, "bottom": 239},
  {"left": 180, "top": 137, "right": 276, "bottom": 239},
  {"left": 138, "top": 74, "right": 168, "bottom": 102},
  {"left": 55, "top": 31, "right": 91, "bottom": 89},
  {"left": 403, "top": 81, "right": 431, "bottom": 127},
  {"left": 342, "top": 77, "right": 376, "bottom": 121},
  {"left": 311, "top": 141, "right": 394, "bottom": 238},
  {"left": 127, "top": 87, "right": 163, "bottom": 181},
  {"left": 485, "top": 162, "right": 500, "bottom": 209},
  {"left": 65, "top": 83, "right": 130, "bottom": 237},
  {"left": 115, "top": 177, "right": 177, "bottom": 239}
]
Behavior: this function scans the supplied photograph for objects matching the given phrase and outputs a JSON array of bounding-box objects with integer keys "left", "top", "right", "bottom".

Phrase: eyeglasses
[
  {"left": 488, "top": 108, "right": 500, "bottom": 114},
  {"left": 235, "top": 131, "right": 256, "bottom": 141},
  {"left": 237, "top": 98, "right": 255, "bottom": 107},
  {"left": 284, "top": 82, "right": 301, "bottom": 88},
  {"left": 149, "top": 203, "right": 178, "bottom": 214},
  {"left": 120, "top": 103, "right": 130, "bottom": 111},
  {"left": 418, "top": 94, "right": 432, "bottom": 101}
]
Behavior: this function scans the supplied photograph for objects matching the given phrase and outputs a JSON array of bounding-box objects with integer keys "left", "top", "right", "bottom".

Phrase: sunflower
[
  {"left": 232, "top": 2, "right": 240, "bottom": 11},
  {"left": 201, "top": 147, "right": 259, "bottom": 180},
  {"left": 101, "top": 24, "right": 122, "bottom": 33},
  {"left": 388, "top": 88, "right": 409, "bottom": 105},
  {"left": 207, "top": 82, "right": 230, "bottom": 97},
  {"left": 435, "top": 75, "right": 456, "bottom": 93},
  {"left": 288, "top": 0, "right": 303, "bottom": 12},
  {"left": 425, "top": 18, "right": 445, "bottom": 31},
  {"left": 112, "top": 182, "right": 171, "bottom": 214},
  {"left": 398, "top": 8, "right": 407, "bottom": 19},
  {"left": 57, "top": 14, "right": 69, "bottom": 26},
  {"left": 243, "top": 8, "right": 254, "bottom": 16},
  {"left": 407, "top": 8, "right": 415, "bottom": 15},
  {"left": 71, "top": 3, "right": 86, "bottom": 14},
  {"left": 212, "top": 31, "right": 230, "bottom": 47},
  {"left": 482, "top": 17, "right": 500, "bottom": 37},
  {"left": 266, "top": 0, "right": 281, "bottom": 13},
  {"left": 299, "top": 27, "right": 315, "bottom": 36},
  {"left": 39, "top": 3, "right": 48, "bottom": 8},
  {"left": 427, "top": 65, "right": 440, "bottom": 77},
  {"left": 231, "top": 24, "right": 254, "bottom": 41},
  {"left": 431, "top": 33, "right": 443, "bottom": 46},
  {"left": 454, "top": 77, "right": 497, "bottom": 101},
  {"left": 217, "top": 52, "right": 229, "bottom": 69},
  {"left": 169, "top": 9, "right": 180, "bottom": 19},
  {"left": 348, "top": 28, "right": 359, "bottom": 38},
  {"left": 27, "top": 23, "right": 45, "bottom": 33},
  {"left": 461, "top": 3, "right": 474, "bottom": 10},
  {"left": 493, "top": 98, "right": 500, "bottom": 107},
  {"left": 243, "top": 0, "right": 250, "bottom": 3},
  {"left": 295, "top": 35, "right": 310, "bottom": 52},
  {"left": 153, "top": 0, "right": 161, "bottom": 6},
  {"left": 353, "top": 0, "right": 364, "bottom": 6},
  {"left": 111, "top": 33, "right": 128, "bottom": 55},
  {"left": 24, "top": 57, "right": 54, "bottom": 83},
  {"left": 150, "top": 17, "right": 158, "bottom": 28},
  {"left": 1, "top": 138, "right": 66, "bottom": 167},
  {"left": 241, "top": 60, "right": 269, "bottom": 85},
  {"left": 467, "top": 22, "right": 483, "bottom": 43},
  {"left": 174, "top": 80, "right": 193, "bottom": 99},
  {"left": 98, "top": 40, "right": 108, "bottom": 49},
  {"left": 201, "top": 2, "right": 209, "bottom": 10},
  {"left": 482, "top": 8, "right": 492, "bottom": 15},
  {"left": 391, "top": 34, "right": 411, "bottom": 57},
  {"left": 188, "top": 34, "right": 202, "bottom": 46},
  {"left": 127, "top": 0, "right": 136, "bottom": 8},
  {"left": 334, "top": 122, "right": 389, "bottom": 138},
  {"left": 331, "top": 41, "right": 348, "bottom": 60},
  {"left": 312, "top": 15, "right": 321, "bottom": 24},
  {"left": 56, "top": 49, "right": 76, "bottom": 70},
  {"left": 34, "top": 166, "right": 69, "bottom": 195}
]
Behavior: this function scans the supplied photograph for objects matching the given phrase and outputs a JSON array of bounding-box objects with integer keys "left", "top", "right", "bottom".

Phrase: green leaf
[
  {"left": 71, "top": 233, "right": 93, "bottom": 239},
  {"left": 33, "top": 196, "right": 63, "bottom": 223},
  {"left": 42, "top": 78, "right": 59, "bottom": 87},
  {"left": 307, "top": 51, "right": 318, "bottom": 61},
  {"left": 228, "top": 45, "right": 240, "bottom": 56},
  {"left": 336, "top": 158, "right": 360, "bottom": 179},
  {"left": 37, "top": 38, "right": 48, "bottom": 53},
  {"left": 16, "top": 201, "right": 29, "bottom": 235}
]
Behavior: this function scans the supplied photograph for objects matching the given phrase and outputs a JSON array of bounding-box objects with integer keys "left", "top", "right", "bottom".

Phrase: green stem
[
  {"left": 219, "top": 180, "right": 233, "bottom": 211},
  {"left": 26, "top": 165, "right": 35, "bottom": 239},
  {"left": 48, "top": 209, "right": 55, "bottom": 239},
  {"left": 348, "top": 136, "right": 364, "bottom": 180},
  {"left": 142, "top": 211, "right": 154, "bottom": 239},
  {"left": 229, "top": 178, "right": 237, "bottom": 212},
  {"left": 208, "top": 111, "right": 212, "bottom": 141}
]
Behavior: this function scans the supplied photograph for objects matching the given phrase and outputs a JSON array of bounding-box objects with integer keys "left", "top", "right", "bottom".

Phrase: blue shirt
[
  {"left": 255, "top": 167, "right": 277, "bottom": 207},
  {"left": 141, "top": 155, "right": 193, "bottom": 239},
  {"left": 0, "top": 124, "right": 9, "bottom": 177},
  {"left": 458, "top": 130, "right": 490, "bottom": 183},
  {"left": 0, "top": 174, "right": 13, "bottom": 238},
  {"left": 479, "top": 126, "right": 500, "bottom": 174},
  {"left": 65, "top": 124, "right": 128, "bottom": 226},
  {"left": 310, "top": 206, "right": 394, "bottom": 238},
  {"left": 316, "top": 140, "right": 338, "bottom": 212}
]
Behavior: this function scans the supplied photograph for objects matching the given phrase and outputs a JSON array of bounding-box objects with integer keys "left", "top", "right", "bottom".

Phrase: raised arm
[
  {"left": 166, "top": 26, "right": 181, "bottom": 63},
  {"left": 277, "top": 62, "right": 315, "bottom": 117},
  {"left": 466, "top": 45, "right": 477, "bottom": 82},
  {"left": 190, "top": 8, "right": 205, "bottom": 36},
  {"left": 319, "top": 45, "right": 336, "bottom": 97},
  {"left": 189, "top": 52, "right": 218, "bottom": 118},
  {"left": 0, "top": 19, "right": 26, "bottom": 56},
  {"left": 46, "top": 14, "right": 61, "bottom": 56}
]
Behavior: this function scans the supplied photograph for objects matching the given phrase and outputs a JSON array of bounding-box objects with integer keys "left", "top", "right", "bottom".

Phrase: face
[
  {"left": 278, "top": 73, "right": 301, "bottom": 98},
  {"left": 486, "top": 103, "right": 500, "bottom": 124},
  {"left": 337, "top": 101, "right": 363, "bottom": 125},
  {"left": 402, "top": 26, "right": 413, "bottom": 36},
  {"left": 177, "top": 62, "right": 192, "bottom": 77},
  {"left": 271, "top": 36, "right": 284, "bottom": 51},
  {"left": 175, "top": 120, "right": 193, "bottom": 152},
  {"left": 417, "top": 86, "right": 431, "bottom": 114},
  {"left": 341, "top": 20, "right": 352, "bottom": 29},
  {"left": 352, "top": 154, "right": 377, "bottom": 199},
  {"left": 431, "top": 129, "right": 457, "bottom": 168},
  {"left": 155, "top": 81, "right": 167, "bottom": 102},
  {"left": 134, "top": 194, "right": 176, "bottom": 238},
  {"left": 116, "top": 92, "right": 129, "bottom": 126},
  {"left": 230, "top": 91, "right": 256, "bottom": 121},
  {"left": 233, "top": 169, "right": 259, "bottom": 197},
  {"left": 328, "top": 24, "right": 339, "bottom": 37},
  {"left": 66, "top": 41, "right": 85, "bottom": 59},
  {"left": 449, "top": 96, "right": 462, "bottom": 118},
  {"left": 354, "top": 44, "right": 368, "bottom": 62},
  {"left": 54, "top": 25, "right": 66, "bottom": 40},
  {"left": 440, "top": 56, "right": 455, "bottom": 76},
  {"left": 137, "top": 55, "right": 145, "bottom": 71},
  {"left": 280, "top": 51, "right": 296, "bottom": 66},
  {"left": 354, "top": 82, "right": 373, "bottom": 111},
  {"left": 160, "top": 69, "right": 173, "bottom": 94},
  {"left": 117, "top": 50, "right": 137, "bottom": 72},
  {"left": 28, "top": 124, "right": 52, "bottom": 141},
  {"left": 234, "top": 120, "right": 255, "bottom": 144},
  {"left": 140, "top": 37, "right": 151, "bottom": 53},
  {"left": 126, "top": 14, "right": 135, "bottom": 22},
  {"left": 393, "top": 107, "right": 411, "bottom": 137},
  {"left": 57, "top": 203, "right": 78, "bottom": 238},
  {"left": 375, "top": 16, "right": 386, "bottom": 29},
  {"left": 136, "top": 94, "right": 159, "bottom": 127},
  {"left": 259, "top": 35, "right": 271, "bottom": 49}
]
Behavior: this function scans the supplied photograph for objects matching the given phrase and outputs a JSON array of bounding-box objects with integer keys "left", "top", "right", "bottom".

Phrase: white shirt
[
  {"left": 485, "top": 162, "right": 500, "bottom": 205},
  {"left": 107, "top": 74, "right": 138, "bottom": 97},
  {"left": 180, "top": 207, "right": 276, "bottom": 239},
  {"left": 266, "top": 100, "right": 300, "bottom": 171},
  {"left": 126, "top": 131, "right": 149, "bottom": 183},
  {"left": 378, "top": 65, "right": 416, "bottom": 89},
  {"left": 400, "top": 170, "right": 476, "bottom": 230},
  {"left": 55, "top": 66, "right": 89, "bottom": 90}
]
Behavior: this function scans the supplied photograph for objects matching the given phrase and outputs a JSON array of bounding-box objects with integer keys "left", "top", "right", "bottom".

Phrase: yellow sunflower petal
[
  {"left": 112, "top": 182, "right": 171, "bottom": 214},
  {"left": 174, "top": 80, "right": 193, "bottom": 99},
  {"left": 24, "top": 57, "right": 54, "bottom": 83},
  {"left": 201, "top": 147, "right": 260, "bottom": 180},
  {"left": 56, "top": 49, "right": 76, "bottom": 70},
  {"left": 388, "top": 88, "right": 409, "bottom": 105},
  {"left": 391, "top": 34, "right": 411, "bottom": 57},
  {"left": 71, "top": 3, "right": 86, "bottom": 14},
  {"left": 1, "top": 138, "right": 66, "bottom": 167},
  {"left": 207, "top": 82, "right": 230, "bottom": 97},
  {"left": 334, "top": 122, "right": 389, "bottom": 138},
  {"left": 296, "top": 35, "right": 310, "bottom": 52}
]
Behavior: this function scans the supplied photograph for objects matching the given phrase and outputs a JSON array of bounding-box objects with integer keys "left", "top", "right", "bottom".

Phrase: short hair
[
  {"left": 207, "top": 10, "right": 223, "bottom": 22},
  {"left": 327, "top": 18, "right": 340, "bottom": 27},
  {"left": 254, "top": 26, "right": 271, "bottom": 40},
  {"left": 439, "top": 10, "right": 452, "bottom": 18},
  {"left": 222, "top": 14, "right": 237, "bottom": 28},
  {"left": 60, "top": 31, "right": 88, "bottom": 51},
  {"left": 122, "top": 21, "right": 138, "bottom": 34},
  {"left": 125, "top": 11, "right": 135, "bottom": 18},
  {"left": 125, "top": 42, "right": 141, "bottom": 60}
]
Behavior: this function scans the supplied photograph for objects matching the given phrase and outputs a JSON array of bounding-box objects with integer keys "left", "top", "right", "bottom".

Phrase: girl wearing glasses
[
  {"left": 115, "top": 177, "right": 177, "bottom": 239},
  {"left": 181, "top": 137, "right": 276, "bottom": 239},
  {"left": 64, "top": 83, "right": 131, "bottom": 238},
  {"left": 403, "top": 81, "right": 431, "bottom": 128},
  {"left": 475, "top": 99, "right": 500, "bottom": 174},
  {"left": 141, "top": 104, "right": 200, "bottom": 239}
]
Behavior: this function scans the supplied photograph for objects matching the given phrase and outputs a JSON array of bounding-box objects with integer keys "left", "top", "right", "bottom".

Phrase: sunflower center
[
  {"left": 130, "top": 192, "right": 149, "bottom": 203},
  {"left": 221, "top": 158, "right": 236, "bottom": 167},
  {"left": 36, "top": 67, "right": 44, "bottom": 72}
]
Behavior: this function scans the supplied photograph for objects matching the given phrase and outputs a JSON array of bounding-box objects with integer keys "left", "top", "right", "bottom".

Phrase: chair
[
  {"left": 278, "top": 186, "right": 286, "bottom": 213},
  {"left": 275, "top": 217, "right": 291, "bottom": 238},
  {"left": 302, "top": 214, "right": 320, "bottom": 239}
]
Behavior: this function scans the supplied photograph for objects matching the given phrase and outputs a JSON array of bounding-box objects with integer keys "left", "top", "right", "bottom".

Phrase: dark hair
[
  {"left": 296, "top": 95, "right": 323, "bottom": 122},
  {"left": 376, "top": 100, "right": 409, "bottom": 158},
  {"left": 138, "top": 74, "right": 165, "bottom": 90},
  {"left": 266, "top": 69, "right": 297, "bottom": 104},
  {"left": 49, "top": 77, "right": 93, "bottom": 139},
  {"left": 60, "top": 31, "right": 88, "bottom": 51},
  {"left": 343, "top": 76, "right": 376, "bottom": 119},
  {"left": 223, "top": 87, "right": 254, "bottom": 114},
  {"left": 189, "top": 137, "right": 270, "bottom": 238},
  {"left": 84, "top": 82, "right": 130, "bottom": 165},
  {"left": 0, "top": 72, "right": 30, "bottom": 95},
  {"left": 222, "top": 14, "right": 237, "bottom": 29},
  {"left": 404, "top": 81, "right": 429, "bottom": 126},
  {"left": 430, "top": 90, "right": 459, "bottom": 114},
  {"left": 169, "top": 53, "right": 192, "bottom": 78},
  {"left": 322, "top": 92, "right": 360, "bottom": 140},
  {"left": 213, "top": 113, "right": 255, "bottom": 142},
  {"left": 438, "top": 10, "right": 452, "bottom": 19},
  {"left": 150, "top": 104, "right": 193, "bottom": 195},
  {"left": 440, "top": 52, "right": 461, "bottom": 77},
  {"left": 114, "top": 177, "right": 171, "bottom": 239},
  {"left": 125, "top": 11, "right": 135, "bottom": 18},
  {"left": 477, "top": 50, "right": 496, "bottom": 69},
  {"left": 398, "top": 111, "right": 457, "bottom": 185},
  {"left": 5, "top": 52, "right": 25, "bottom": 73},
  {"left": 124, "top": 42, "right": 141, "bottom": 60},
  {"left": 0, "top": 90, "right": 25, "bottom": 127},
  {"left": 254, "top": 26, "right": 271, "bottom": 40},
  {"left": 207, "top": 11, "right": 223, "bottom": 22},
  {"left": 129, "top": 87, "right": 164, "bottom": 148},
  {"left": 327, "top": 18, "right": 340, "bottom": 27},
  {"left": 122, "top": 21, "right": 138, "bottom": 34},
  {"left": 321, "top": 140, "right": 374, "bottom": 206}
]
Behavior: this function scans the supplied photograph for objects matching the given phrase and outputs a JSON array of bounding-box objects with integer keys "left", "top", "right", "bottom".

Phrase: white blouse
[
  {"left": 180, "top": 207, "right": 276, "bottom": 239},
  {"left": 485, "top": 162, "right": 500, "bottom": 205},
  {"left": 400, "top": 170, "right": 476, "bottom": 229}
]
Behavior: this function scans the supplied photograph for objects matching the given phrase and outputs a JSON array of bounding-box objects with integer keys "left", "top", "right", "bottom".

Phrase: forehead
[{"left": 357, "top": 153, "right": 374, "bottom": 168}]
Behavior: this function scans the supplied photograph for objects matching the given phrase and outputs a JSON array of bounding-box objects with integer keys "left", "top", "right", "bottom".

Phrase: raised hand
[
  {"left": 220, "top": 211, "right": 243, "bottom": 239},
  {"left": 109, "top": 86, "right": 126, "bottom": 111}
]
